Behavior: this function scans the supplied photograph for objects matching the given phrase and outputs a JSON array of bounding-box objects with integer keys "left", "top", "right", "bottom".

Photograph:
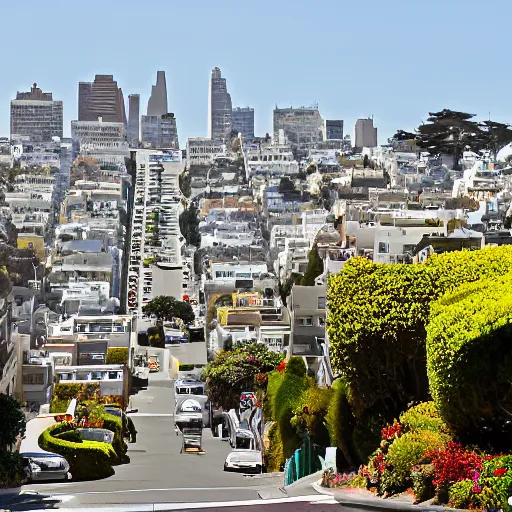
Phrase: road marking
[{"left": 128, "top": 413, "right": 174, "bottom": 417}]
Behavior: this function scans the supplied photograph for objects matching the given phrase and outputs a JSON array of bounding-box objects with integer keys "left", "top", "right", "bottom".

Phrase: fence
[{"left": 284, "top": 434, "right": 325, "bottom": 485}]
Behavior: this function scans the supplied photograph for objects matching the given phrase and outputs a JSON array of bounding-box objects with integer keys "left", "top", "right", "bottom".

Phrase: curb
[{"left": 312, "top": 480, "right": 335, "bottom": 496}]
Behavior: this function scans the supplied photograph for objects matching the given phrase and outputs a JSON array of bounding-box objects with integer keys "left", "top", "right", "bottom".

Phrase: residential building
[
  {"left": 232, "top": 107, "right": 254, "bottom": 140},
  {"left": 141, "top": 114, "right": 179, "bottom": 149},
  {"left": 0, "top": 300, "right": 16, "bottom": 396},
  {"left": 354, "top": 118, "right": 377, "bottom": 150},
  {"left": 147, "top": 71, "right": 168, "bottom": 117},
  {"left": 78, "top": 75, "right": 126, "bottom": 125},
  {"left": 127, "top": 94, "right": 140, "bottom": 147},
  {"left": 243, "top": 139, "right": 299, "bottom": 178},
  {"left": 213, "top": 291, "right": 290, "bottom": 353},
  {"left": 288, "top": 285, "right": 331, "bottom": 386},
  {"left": 273, "top": 106, "right": 323, "bottom": 146},
  {"left": 186, "top": 138, "right": 224, "bottom": 168},
  {"left": 10, "top": 83, "right": 63, "bottom": 142},
  {"left": 208, "top": 67, "right": 232, "bottom": 141},
  {"left": 324, "top": 120, "right": 343, "bottom": 141}
]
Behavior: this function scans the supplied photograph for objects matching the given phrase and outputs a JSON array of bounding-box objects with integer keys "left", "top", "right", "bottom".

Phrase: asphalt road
[{"left": 22, "top": 371, "right": 289, "bottom": 508}]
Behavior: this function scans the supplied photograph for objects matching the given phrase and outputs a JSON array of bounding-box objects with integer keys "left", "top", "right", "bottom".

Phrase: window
[
  {"left": 299, "top": 317, "right": 313, "bottom": 326},
  {"left": 318, "top": 317, "right": 326, "bottom": 327},
  {"left": 318, "top": 296, "right": 326, "bottom": 309},
  {"left": 378, "top": 242, "right": 389, "bottom": 254},
  {"left": 403, "top": 244, "right": 415, "bottom": 254},
  {"left": 23, "top": 372, "right": 44, "bottom": 385}
]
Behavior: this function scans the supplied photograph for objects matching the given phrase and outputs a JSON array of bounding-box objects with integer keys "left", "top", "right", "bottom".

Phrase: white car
[{"left": 224, "top": 449, "right": 262, "bottom": 474}]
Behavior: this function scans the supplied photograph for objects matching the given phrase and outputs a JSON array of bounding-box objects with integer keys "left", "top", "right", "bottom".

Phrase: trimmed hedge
[
  {"left": 285, "top": 356, "right": 306, "bottom": 378},
  {"left": 427, "top": 273, "right": 512, "bottom": 448},
  {"left": 327, "top": 247, "right": 512, "bottom": 420},
  {"left": 55, "top": 429, "right": 83, "bottom": 443},
  {"left": 106, "top": 347, "right": 128, "bottom": 365},
  {"left": 39, "top": 423, "right": 116, "bottom": 480},
  {"left": 326, "top": 379, "right": 358, "bottom": 468}
]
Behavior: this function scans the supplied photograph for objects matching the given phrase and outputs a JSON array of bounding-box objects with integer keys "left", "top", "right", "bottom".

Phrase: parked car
[
  {"left": 21, "top": 453, "right": 71, "bottom": 482},
  {"left": 224, "top": 450, "right": 262, "bottom": 474}
]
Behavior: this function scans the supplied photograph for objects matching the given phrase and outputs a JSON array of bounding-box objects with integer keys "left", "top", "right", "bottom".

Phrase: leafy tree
[
  {"left": 142, "top": 295, "right": 195, "bottom": 325},
  {"left": 478, "top": 120, "right": 512, "bottom": 162},
  {"left": 179, "top": 171, "right": 191, "bottom": 198},
  {"left": 203, "top": 342, "right": 284, "bottom": 410},
  {"left": 179, "top": 204, "right": 201, "bottom": 247},
  {"left": 278, "top": 177, "right": 295, "bottom": 193},
  {"left": 300, "top": 243, "right": 324, "bottom": 286},
  {"left": 279, "top": 272, "right": 302, "bottom": 306},
  {"left": 413, "top": 110, "right": 482, "bottom": 169},
  {"left": 392, "top": 129, "right": 417, "bottom": 141},
  {"left": 0, "top": 394, "right": 26, "bottom": 451}
]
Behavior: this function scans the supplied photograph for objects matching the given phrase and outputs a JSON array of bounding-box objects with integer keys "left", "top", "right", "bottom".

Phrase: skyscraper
[
  {"left": 147, "top": 71, "right": 168, "bottom": 117},
  {"left": 10, "top": 83, "right": 63, "bottom": 142},
  {"left": 127, "top": 94, "right": 140, "bottom": 147},
  {"left": 324, "top": 120, "right": 344, "bottom": 141},
  {"left": 78, "top": 75, "right": 126, "bottom": 125},
  {"left": 232, "top": 107, "right": 255, "bottom": 140},
  {"left": 354, "top": 118, "right": 377, "bottom": 150},
  {"left": 273, "top": 106, "right": 323, "bottom": 146},
  {"left": 208, "top": 67, "right": 232, "bottom": 141}
]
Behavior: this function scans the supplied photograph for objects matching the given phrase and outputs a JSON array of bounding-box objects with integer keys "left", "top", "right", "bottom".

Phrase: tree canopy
[
  {"left": 394, "top": 109, "right": 512, "bottom": 168},
  {"left": 142, "top": 295, "right": 195, "bottom": 325},
  {"left": 300, "top": 243, "right": 324, "bottom": 286},
  {"left": 0, "top": 394, "right": 26, "bottom": 451},
  {"left": 279, "top": 177, "right": 295, "bottom": 194},
  {"left": 203, "top": 342, "right": 284, "bottom": 410},
  {"left": 179, "top": 204, "right": 201, "bottom": 247}
]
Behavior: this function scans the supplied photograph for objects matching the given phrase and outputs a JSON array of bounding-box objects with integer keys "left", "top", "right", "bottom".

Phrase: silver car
[{"left": 22, "top": 452, "right": 71, "bottom": 481}]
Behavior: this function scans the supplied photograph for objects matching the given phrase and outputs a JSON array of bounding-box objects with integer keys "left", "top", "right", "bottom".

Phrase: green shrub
[
  {"left": 0, "top": 451, "right": 25, "bottom": 488},
  {"left": 273, "top": 373, "right": 309, "bottom": 458},
  {"left": 448, "top": 479, "right": 474, "bottom": 509},
  {"left": 399, "top": 402, "right": 448, "bottom": 434},
  {"left": 179, "top": 364, "right": 195, "bottom": 372},
  {"left": 265, "top": 422, "right": 283, "bottom": 472},
  {"left": 264, "top": 371, "right": 284, "bottom": 421},
  {"left": 53, "top": 383, "right": 82, "bottom": 400},
  {"left": 55, "top": 429, "right": 83, "bottom": 443},
  {"left": 106, "top": 347, "right": 128, "bottom": 365},
  {"left": 285, "top": 356, "right": 306, "bottom": 378},
  {"left": 326, "top": 380, "right": 359, "bottom": 468},
  {"left": 411, "top": 464, "right": 436, "bottom": 503},
  {"left": 87, "top": 407, "right": 128, "bottom": 464},
  {"left": 328, "top": 246, "right": 512, "bottom": 421},
  {"left": 352, "top": 409, "right": 386, "bottom": 463},
  {"left": 427, "top": 273, "right": 512, "bottom": 448},
  {"left": 480, "top": 475, "right": 512, "bottom": 511},
  {"left": 49, "top": 397, "right": 71, "bottom": 414},
  {"left": 291, "top": 385, "right": 332, "bottom": 447},
  {"left": 384, "top": 431, "right": 448, "bottom": 492},
  {"left": 39, "top": 423, "right": 116, "bottom": 480}
]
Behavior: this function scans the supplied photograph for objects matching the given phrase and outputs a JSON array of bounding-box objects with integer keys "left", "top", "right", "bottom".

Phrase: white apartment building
[
  {"left": 209, "top": 263, "right": 268, "bottom": 285},
  {"left": 186, "top": 138, "right": 225, "bottom": 168},
  {"left": 276, "top": 238, "right": 312, "bottom": 282},
  {"left": 244, "top": 142, "right": 299, "bottom": 178}
]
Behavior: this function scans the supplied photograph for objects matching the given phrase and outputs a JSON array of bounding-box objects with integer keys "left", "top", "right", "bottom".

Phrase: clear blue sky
[{"left": 1, "top": 0, "right": 510, "bottom": 147}]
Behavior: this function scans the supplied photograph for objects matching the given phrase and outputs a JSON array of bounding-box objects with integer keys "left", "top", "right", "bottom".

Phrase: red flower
[
  {"left": 381, "top": 420, "right": 402, "bottom": 440},
  {"left": 276, "top": 360, "right": 286, "bottom": 372},
  {"left": 494, "top": 468, "right": 508, "bottom": 477},
  {"left": 426, "top": 442, "right": 483, "bottom": 488}
]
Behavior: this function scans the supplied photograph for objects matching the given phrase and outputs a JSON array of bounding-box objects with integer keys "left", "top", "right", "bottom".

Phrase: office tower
[
  {"left": 324, "top": 120, "right": 344, "bottom": 141},
  {"left": 273, "top": 106, "right": 323, "bottom": 146},
  {"left": 232, "top": 107, "right": 254, "bottom": 139},
  {"left": 141, "top": 113, "right": 179, "bottom": 149},
  {"left": 78, "top": 75, "right": 126, "bottom": 125},
  {"left": 207, "top": 67, "right": 232, "bottom": 141},
  {"left": 354, "top": 118, "right": 378, "bottom": 150},
  {"left": 147, "top": 71, "right": 168, "bottom": 117},
  {"left": 127, "top": 94, "right": 140, "bottom": 147},
  {"left": 10, "top": 83, "right": 63, "bottom": 142}
]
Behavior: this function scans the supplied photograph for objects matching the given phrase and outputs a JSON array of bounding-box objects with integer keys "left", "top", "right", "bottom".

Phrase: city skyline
[{"left": 1, "top": 0, "right": 511, "bottom": 146}]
